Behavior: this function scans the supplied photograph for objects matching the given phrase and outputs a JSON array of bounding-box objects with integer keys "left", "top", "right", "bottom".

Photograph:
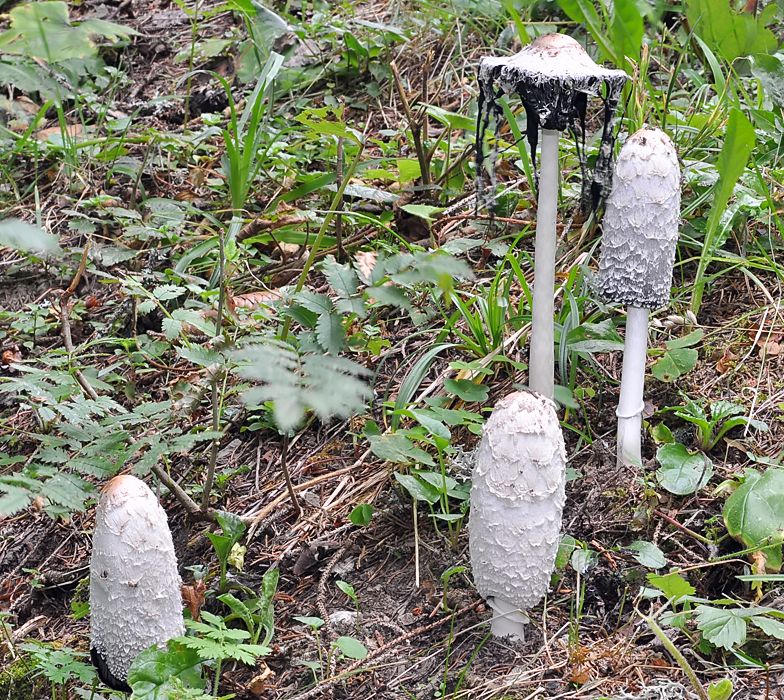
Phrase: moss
[{"left": 0, "top": 656, "right": 40, "bottom": 700}]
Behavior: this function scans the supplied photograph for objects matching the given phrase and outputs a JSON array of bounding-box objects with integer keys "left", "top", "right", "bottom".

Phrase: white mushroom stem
[
  {"left": 488, "top": 597, "right": 527, "bottom": 641},
  {"left": 616, "top": 306, "right": 649, "bottom": 468},
  {"left": 529, "top": 129, "right": 560, "bottom": 400}
]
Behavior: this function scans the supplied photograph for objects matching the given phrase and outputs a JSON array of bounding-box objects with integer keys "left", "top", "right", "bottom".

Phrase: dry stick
[
  {"left": 60, "top": 239, "right": 99, "bottom": 401},
  {"left": 285, "top": 600, "right": 483, "bottom": 700},
  {"left": 390, "top": 60, "right": 430, "bottom": 188},
  {"left": 151, "top": 463, "right": 215, "bottom": 522}
]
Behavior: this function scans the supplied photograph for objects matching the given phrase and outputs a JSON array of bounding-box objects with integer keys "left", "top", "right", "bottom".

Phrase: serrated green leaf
[
  {"left": 695, "top": 605, "right": 747, "bottom": 650},
  {"left": 127, "top": 640, "right": 205, "bottom": 699},
  {"left": 321, "top": 256, "right": 359, "bottom": 298},
  {"left": 751, "top": 614, "right": 784, "bottom": 641},
  {"left": 0, "top": 219, "right": 61, "bottom": 255},
  {"left": 646, "top": 572, "right": 696, "bottom": 602},
  {"left": 656, "top": 443, "right": 713, "bottom": 495},
  {"left": 315, "top": 313, "right": 345, "bottom": 355},
  {"left": 651, "top": 348, "right": 699, "bottom": 382},
  {"left": 153, "top": 285, "right": 185, "bottom": 301}
]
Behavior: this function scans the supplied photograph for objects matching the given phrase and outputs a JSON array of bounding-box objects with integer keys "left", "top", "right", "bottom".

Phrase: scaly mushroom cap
[
  {"left": 476, "top": 33, "right": 628, "bottom": 212},
  {"left": 469, "top": 391, "right": 566, "bottom": 610},
  {"left": 90, "top": 475, "right": 184, "bottom": 691},
  {"left": 479, "top": 34, "right": 628, "bottom": 131},
  {"left": 597, "top": 127, "right": 681, "bottom": 309}
]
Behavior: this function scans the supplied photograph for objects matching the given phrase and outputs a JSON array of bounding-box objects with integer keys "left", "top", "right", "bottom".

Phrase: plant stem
[
  {"left": 529, "top": 129, "right": 559, "bottom": 400},
  {"left": 280, "top": 144, "right": 364, "bottom": 342},
  {"left": 641, "top": 611, "right": 709, "bottom": 700},
  {"left": 617, "top": 306, "right": 649, "bottom": 468}
]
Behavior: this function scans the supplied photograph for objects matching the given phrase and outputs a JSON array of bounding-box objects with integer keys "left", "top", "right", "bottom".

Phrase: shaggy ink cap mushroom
[
  {"left": 595, "top": 127, "right": 681, "bottom": 468},
  {"left": 90, "top": 475, "right": 185, "bottom": 692},
  {"left": 597, "top": 127, "right": 681, "bottom": 309},
  {"left": 469, "top": 391, "right": 567, "bottom": 641},
  {"left": 476, "top": 33, "right": 628, "bottom": 213}
]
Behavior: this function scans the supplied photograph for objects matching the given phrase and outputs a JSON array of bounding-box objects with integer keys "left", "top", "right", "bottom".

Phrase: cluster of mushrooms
[
  {"left": 470, "top": 34, "right": 681, "bottom": 640},
  {"left": 87, "top": 32, "right": 683, "bottom": 685}
]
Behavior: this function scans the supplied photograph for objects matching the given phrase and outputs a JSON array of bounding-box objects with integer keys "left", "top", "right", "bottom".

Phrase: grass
[{"left": 2, "top": 0, "right": 784, "bottom": 697}]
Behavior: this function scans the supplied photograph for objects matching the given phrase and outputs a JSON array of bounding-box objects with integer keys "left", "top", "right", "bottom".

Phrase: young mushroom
[
  {"left": 596, "top": 127, "right": 681, "bottom": 469},
  {"left": 469, "top": 391, "right": 567, "bottom": 641},
  {"left": 90, "top": 475, "right": 185, "bottom": 692},
  {"left": 476, "top": 34, "right": 628, "bottom": 399}
]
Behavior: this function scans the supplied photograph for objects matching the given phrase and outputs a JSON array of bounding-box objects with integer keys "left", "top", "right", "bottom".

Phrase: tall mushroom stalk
[
  {"left": 597, "top": 127, "right": 681, "bottom": 468},
  {"left": 469, "top": 391, "right": 567, "bottom": 641},
  {"left": 476, "top": 34, "right": 627, "bottom": 399},
  {"left": 90, "top": 475, "right": 185, "bottom": 692}
]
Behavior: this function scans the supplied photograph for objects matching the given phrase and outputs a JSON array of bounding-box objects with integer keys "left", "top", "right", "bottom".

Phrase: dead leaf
[
  {"left": 247, "top": 663, "right": 275, "bottom": 697},
  {"left": 37, "top": 124, "right": 83, "bottom": 142},
  {"left": 230, "top": 290, "right": 281, "bottom": 310},
  {"left": 180, "top": 579, "right": 207, "bottom": 620},
  {"left": 355, "top": 251, "right": 378, "bottom": 282}
]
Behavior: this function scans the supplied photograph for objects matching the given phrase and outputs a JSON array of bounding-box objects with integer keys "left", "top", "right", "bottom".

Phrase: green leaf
[
  {"left": 335, "top": 580, "right": 357, "bottom": 601},
  {"left": 366, "top": 432, "right": 435, "bottom": 466},
  {"left": 399, "top": 204, "right": 444, "bottom": 222},
  {"left": 0, "top": 219, "right": 61, "bottom": 255},
  {"left": 293, "top": 105, "right": 362, "bottom": 143},
  {"left": 0, "top": 2, "right": 136, "bottom": 62},
  {"left": 651, "top": 423, "right": 675, "bottom": 444},
  {"left": 723, "top": 468, "right": 784, "bottom": 572},
  {"left": 629, "top": 541, "right": 666, "bottom": 569},
  {"left": 216, "top": 510, "right": 246, "bottom": 544},
  {"left": 349, "top": 503, "right": 373, "bottom": 526},
  {"left": 315, "top": 313, "right": 345, "bottom": 356},
  {"left": 651, "top": 348, "right": 699, "bottom": 382},
  {"left": 566, "top": 319, "right": 625, "bottom": 353},
  {"left": 686, "top": 0, "right": 777, "bottom": 63},
  {"left": 321, "top": 256, "right": 360, "bottom": 298},
  {"left": 333, "top": 636, "right": 367, "bottom": 659},
  {"left": 751, "top": 614, "right": 784, "bottom": 641},
  {"left": 127, "top": 640, "right": 206, "bottom": 699},
  {"left": 555, "top": 534, "right": 577, "bottom": 569},
  {"left": 655, "top": 443, "right": 714, "bottom": 495},
  {"left": 707, "top": 678, "right": 733, "bottom": 700},
  {"left": 695, "top": 605, "right": 747, "bottom": 650},
  {"left": 444, "top": 378, "right": 489, "bottom": 403},
  {"left": 646, "top": 572, "right": 696, "bottom": 602},
  {"left": 394, "top": 472, "right": 441, "bottom": 504},
  {"left": 751, "top": 54, "right": 784, "bottom": 108},
  {"left": 237, "top": 341, "right": 370, "bottom": 432},
  {"left": 692, "top": 108, "right": 756, "bottom": 314},
  {"left": 666, "top": 329, "right": 704, "bottom": 350},
  {"left": 293, "top": 616, "right": 324, "bottom": 629},
  {"left": 611, "top": 0, "right": 644, "bottom": 72}
]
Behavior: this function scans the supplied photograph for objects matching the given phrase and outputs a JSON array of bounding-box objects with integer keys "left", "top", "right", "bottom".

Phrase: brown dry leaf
[
  {"left": 568, "top": 668, "right": 591, "bottom": 685},
  {"left": 180, "top": 579, "right": 207, "bottom": 620},
  {"left": 2, "top": 348, "right": 22, "bottom": 365},
  {"left": 231, "top": 290, "right": 281, "bottom": 309},
  {"left": 247, "top": 663, "right": 275, "bottom": 697},
  {"left": 355, "top": 251, "right": 378, "bottom": 281},
  {"left": 759, "top": 340, "right": 780, "bottom": 358},
  {"left": 37, "top": 124, "right": 83, "bottom": 142}
]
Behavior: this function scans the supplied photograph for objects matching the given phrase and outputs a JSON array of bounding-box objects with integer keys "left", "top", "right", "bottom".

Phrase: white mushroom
[
  {"left": 90, "top": 475, "right": 185, "bottom": 692},
  {"left": 596, "top": 127, "right": 681, "bottom": 468},
  {"left": 469, "top": 391, "right": 567, "bottom": 640},
  {"left": 477, "top": 34, "right": 628, "bottom": 400}
]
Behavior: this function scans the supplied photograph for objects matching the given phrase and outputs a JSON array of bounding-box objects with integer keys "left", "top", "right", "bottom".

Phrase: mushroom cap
[
  {"left": 90, "top": 475, "right": 184, "bottom": 689},
  {"left": 469, "top": 391, "right": 566, "bottom": 610},
  {"left": 597, "top": 127, "right": 681, "bottom": 309},
  {"left": 479, "top": 33, "right": 628, "bottom": 131}
]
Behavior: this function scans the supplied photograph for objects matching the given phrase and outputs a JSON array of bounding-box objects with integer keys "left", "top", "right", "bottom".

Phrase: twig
[
  {"left": 59, "top": 240, "right": 99, "bottom": 401},
  {"left": 280, "top": 433, "right": 301, "bottom": 520},
  {"left": 151, "top": 464, "right": 216, "bottom": 522},
  {"left": 390, "top": 60, "right": 430, "bottom": 188}
]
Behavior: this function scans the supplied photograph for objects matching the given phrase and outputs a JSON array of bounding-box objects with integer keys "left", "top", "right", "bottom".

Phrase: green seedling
[
  {"left": 218, "top": 568, "right": 279, "bottom": 645},
  {"left": 336, "top": 580, "right": 361, "bottom": 633},
  {"left": 672, "top": 392, "right": 768, "bottom": 451},
  {"left": 294, "top": 615, "right": 367, "bottom": 682},
  {"left": 440, "top": 565, "right": 467, "bottom": 613},
  {"left": 206, "top": 510, "right": 246, "bottom": 593},
  {"left": 20, "top": 642, "right": 96, "bottom": 700}
]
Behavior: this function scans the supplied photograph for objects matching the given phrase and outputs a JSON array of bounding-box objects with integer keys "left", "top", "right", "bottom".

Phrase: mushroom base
[{"left": 488, "top": 597, "right": 527, "bottom": 641}]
